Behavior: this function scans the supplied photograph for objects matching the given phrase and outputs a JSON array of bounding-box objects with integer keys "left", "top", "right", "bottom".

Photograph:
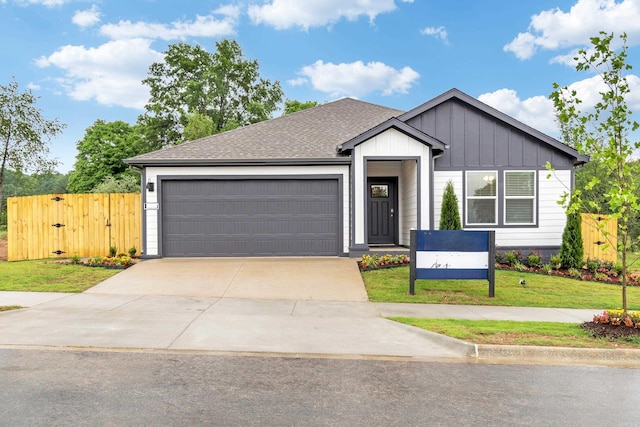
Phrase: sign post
[{"left": 410, "top": 230, "right": 495, "bottom": 297}]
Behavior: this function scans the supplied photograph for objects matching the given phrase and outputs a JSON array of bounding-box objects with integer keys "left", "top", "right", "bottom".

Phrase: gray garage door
[{"left": 161, "top": 179, "right": 340, "bottom": 257}]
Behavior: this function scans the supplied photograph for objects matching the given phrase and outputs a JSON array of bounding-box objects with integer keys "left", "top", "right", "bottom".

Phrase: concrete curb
[
  {"left": 388, "top": 321, "right": 477, "bottom": 357},
  {"left": 475, "top": 344, "right": 640, "bottom": 366}
]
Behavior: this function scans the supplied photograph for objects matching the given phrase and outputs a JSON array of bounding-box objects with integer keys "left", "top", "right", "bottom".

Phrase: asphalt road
[{"left": 1, "top": 348, "right": 638, "bottom": 426}]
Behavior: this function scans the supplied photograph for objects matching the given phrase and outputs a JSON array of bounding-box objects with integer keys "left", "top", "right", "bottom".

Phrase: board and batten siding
[
  {"left": 353, "top": 127, "right": 431, "bottom": 246},
  {"left": 405, "top": 98, "right": 575, "bottom": 169},
  {"left": 143, "top": 165, "right": 350, "bottom": 256}
]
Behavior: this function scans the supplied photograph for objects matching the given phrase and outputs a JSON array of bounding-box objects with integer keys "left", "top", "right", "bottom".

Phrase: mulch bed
[{"left": 581, "top": 322, "right": 640, "bottom": 340}]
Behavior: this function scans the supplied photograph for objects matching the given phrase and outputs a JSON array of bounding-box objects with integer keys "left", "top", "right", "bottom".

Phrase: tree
[
  {"left": 559, "top": 210, "right": 584, "bottom": 269},
  {"left": 550, "top": 32, "right": 639, "bottom": 313},
  {"left": 183, "top": 112, "right": 215, "bottom": 141},
  {"left": 0, "top": 78, "right": 65, "bottom": 220},
  {"left": 439, "top": 180, "right": 462, "bottom": 230},
  {"left": 283, "top": 99, "right": 318, "bottom": 115},
  {"left": 139, "top": 39, "right": 284, "bottom": 147},
  {"left": 67, "top": 120, "right": 144, "bottom": 193},
  {"left": 91, "top": 175, "right": 140, "bottom": 193}
]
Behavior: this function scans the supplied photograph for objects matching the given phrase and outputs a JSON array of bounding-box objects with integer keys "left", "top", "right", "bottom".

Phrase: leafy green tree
[
  {"left": 140, "top": 39, "right": 284, "bottom": 147},
  {"left": 551, "top": 32, "right": 639, "bottom": 313},
  {"left": 91, "top": 175, "right": 140, "bottom": 193},
  {"left": 439, "top": 180, "right": 461, "bottom": 230},
  {"left": 283, "top": 99, "right": 318, "bottom": 115},
  {"left": 559, "top": 210, "right": 584, "bottom": 269},
  {"left": 183, "top": 111, "right": 215, "bottom": 141},
  {"left": 67, "top": 120, "right": 144, "bottom": 193},
  {"left": 0, "top": 78, "right": 65, "bottom": 220}
]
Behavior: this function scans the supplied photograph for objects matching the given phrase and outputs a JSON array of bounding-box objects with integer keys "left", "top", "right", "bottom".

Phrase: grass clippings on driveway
[
  {"left": 363, "top": 266, "right": 640, "bottom": 310},
  {"left": 391, "top": 318, "right": 640, "bottom": 349},
  {"left": 0, "top": 260, "right": 121, "bottom": 293}
]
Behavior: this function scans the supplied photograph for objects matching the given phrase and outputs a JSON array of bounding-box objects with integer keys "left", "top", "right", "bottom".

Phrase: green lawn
[
  {"left": 362, "top": 266, "right": 640, "bottom": 310},
  {"left": 0, "top": 260, "right": 121, "bottom": 293},
  {"left": 390, "top": 318, "right": 640, "bottom": 349}
]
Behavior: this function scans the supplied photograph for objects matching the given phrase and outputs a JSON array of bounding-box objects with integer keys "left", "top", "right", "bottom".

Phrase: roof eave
[
  {"left": 338, "top": 118, "right": 447, "bottom": 154},
  {"left": 123, "top": 157, "right": 353, "bottom": 168}
]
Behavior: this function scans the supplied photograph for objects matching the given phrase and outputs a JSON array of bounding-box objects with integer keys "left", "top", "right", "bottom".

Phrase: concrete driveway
[{"left": 86, "top": 257, "right": 369, "bottom": 302}]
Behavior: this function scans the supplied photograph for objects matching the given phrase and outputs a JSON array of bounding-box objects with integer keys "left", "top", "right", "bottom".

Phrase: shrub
[
  {"left": 128, "top": 246, "right": 137, "bottom": 257},
  {"left": 504, "top": 250, "right": 522, "bottom": 267},
  {"left": 70, "top": 254, "right": 81, "bottom": 264},
  {"left": 560, "top": 210, "right": 584, "bottom": 269},
  {"left": 526, "top": 251, "right": 542, "bottom": 268},
  {"left": 514, "top": 261, "right": 528, "bottom": 272},
  {"left": 541, "top": 264, "right": 552, "bottom": 274},
  {"left": 439, "top": 180, "right": 461, "bottom": 230},
  {"left": 586, "top": 259, "right": 599, "bottom": 274},
  {"left": 549, "top": 254, "right": 562, "bottom": 270},
  {"left": 109, "top": 246, "right": 117, "bottom": 257},
  {"left": 568, "top": 267, "right": 582, "bottom": 278}
]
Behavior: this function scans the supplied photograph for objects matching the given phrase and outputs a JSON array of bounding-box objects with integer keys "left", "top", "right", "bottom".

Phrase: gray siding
[
  {"left": 404, "top": 99, "right": 574, "bottom": 170},
  {"left": 161, "top": 179, "right": 340, "bottom": 257}
]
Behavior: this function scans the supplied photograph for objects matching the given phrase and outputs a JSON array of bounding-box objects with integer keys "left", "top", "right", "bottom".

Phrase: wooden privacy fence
[
  {"left": 581, "top": 213, "right": 618, "bottom": 263},
  {"left": 7, "top": 193, "right": 141, "bottom": 261}
]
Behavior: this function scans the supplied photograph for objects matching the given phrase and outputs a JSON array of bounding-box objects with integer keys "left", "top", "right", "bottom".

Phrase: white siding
[
  {"left": 494, "top": 169, "right": 570, "bottom": 247},
  {"left": 143, "top": 165, "right": 350, "bottom": 256},
  {"left": 433, "top": 171, "right": 463, "bottom": 230},
  {"left": 400, "top": 160, "right": 418, "bottom": 245},
  {"left": 353, "top": 128, "right": 431, "bottom": 245}
]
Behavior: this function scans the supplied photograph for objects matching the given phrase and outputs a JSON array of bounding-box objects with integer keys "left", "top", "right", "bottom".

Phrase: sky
[{"left": 2, "top": 0, "right": 640, "bottom": 173}]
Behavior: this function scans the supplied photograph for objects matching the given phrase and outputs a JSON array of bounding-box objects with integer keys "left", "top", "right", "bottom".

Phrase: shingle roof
[{"left": 126, "top": 98, "right": 403, "bottom": 165}]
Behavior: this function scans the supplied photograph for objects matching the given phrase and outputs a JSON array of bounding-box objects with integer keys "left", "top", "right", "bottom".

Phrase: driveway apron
[{"left": 85, "top": 257, "right": 369, "bottom": 302}]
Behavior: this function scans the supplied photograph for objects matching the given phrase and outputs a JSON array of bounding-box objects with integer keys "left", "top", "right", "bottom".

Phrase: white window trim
[
  {"left": 465, "top": 170, "right": 498, "bottom": 226},
  {"left": 504, "top": 170, "right": 536, "bottom": 225}
]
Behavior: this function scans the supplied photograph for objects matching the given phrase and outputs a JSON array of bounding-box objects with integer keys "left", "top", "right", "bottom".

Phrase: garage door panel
[{"left": 161, "top": 179, "right": 340, "bottom": 257}]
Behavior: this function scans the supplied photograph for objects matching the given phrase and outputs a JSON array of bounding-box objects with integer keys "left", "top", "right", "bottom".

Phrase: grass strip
[
  {"left": 390, "top": 317, "right": 640, "bottom": 349},
  {"left": 363, "top": 266, "right": 640, "bottom": 310},
  {"left": 0, "top": 260, "right": 121, "bottom": 292}
]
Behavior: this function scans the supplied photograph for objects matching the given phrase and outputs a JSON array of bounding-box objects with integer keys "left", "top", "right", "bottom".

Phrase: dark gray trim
[
  {"left": 156, "top": 174, "right": 344, "bottom": 257},
  {"left": 367, "top": 176, "right": 399, "bottom": 245},
  {"left": 338, "top": 118, "right": 447, "bottom": 154},
  {"left": 125, "top": 158, "right": 352, "bottom": 167},
  {"left": 397, "top": 88, "right": 589, "bottom": 166},
  {"left": 362, "top": 156, "right": 422, "bottom": 246}
]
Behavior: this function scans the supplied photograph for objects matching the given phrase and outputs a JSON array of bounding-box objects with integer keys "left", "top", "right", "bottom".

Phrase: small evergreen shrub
[
  {"left": 439, "top": 180, "right": 462, "bottom": 230},
  {"left": 109, "top": 246, "right": 117, "bottom": 257},
  {"left": 560, "top": 210, "right": 584, "bottom": 269}
]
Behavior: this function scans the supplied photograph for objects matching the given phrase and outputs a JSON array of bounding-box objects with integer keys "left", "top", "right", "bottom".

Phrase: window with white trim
[
  {"left": 466, "top": 171, "right": 497, "bottom": 225},
  {"left": 504, "top": 171, "right": 535, "bottom": 225}
]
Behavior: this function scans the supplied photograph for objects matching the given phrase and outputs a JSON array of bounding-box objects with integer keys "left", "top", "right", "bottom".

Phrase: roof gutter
[{"left": 124, "top": 157, "right": 353, "bottom": 168}]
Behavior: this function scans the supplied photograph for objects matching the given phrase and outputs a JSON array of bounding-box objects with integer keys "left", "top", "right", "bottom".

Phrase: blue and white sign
[{"left": 410, "top": 230, "right": 495, "bottom": 297}]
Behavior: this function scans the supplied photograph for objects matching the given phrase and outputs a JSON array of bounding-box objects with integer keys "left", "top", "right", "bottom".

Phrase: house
[{"left": 125, "top": 88, "right": 588, "bottom": 258}]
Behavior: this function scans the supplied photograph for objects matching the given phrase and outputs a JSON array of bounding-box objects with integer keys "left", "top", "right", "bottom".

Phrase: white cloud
[
  {"left": 420, "top": 26, "right": 449, "bottom": 45},
  {"left": 99, "top": 13, "right": 237, "bottom": 41},
  {"left": 248, "top": 0, "right": 398, "bottom": 30},
  {"left": 504, "top": 0, "right": 640, "bottom": 60},
  {"left": 294, "top": 60, "right": 419, "bottom": 97},
  {"left": 26, "top": 82, "right": 41, "bottom": 91},
  {"left": 478, "top": 75, "right": 640, "bottom": 137},
  {"left": 20, "top": 0, "right": 69, "bottom": 6},
  {"left": 35, "top": 39, "right": 163, "bottom": 109},
  {"left": 72, "top": 5, "right": 101, "bottom": 28},
  {"left": 478, "top": 89, "right": 558, "bottom": 135}
]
